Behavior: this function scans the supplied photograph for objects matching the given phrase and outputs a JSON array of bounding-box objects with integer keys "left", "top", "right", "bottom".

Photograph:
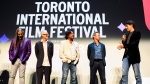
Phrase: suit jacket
[
  {"left": 9, "top": 38, "right": 31, "bottom": 63},
  {"left": 87, "top": 42, "right": 106, "bottom": 67},
  {"left": 122, "top": 30, "right": 141, "bottom": 64},
  {"left": 35, "top": 41, "right": 54, "bottom": 67}
]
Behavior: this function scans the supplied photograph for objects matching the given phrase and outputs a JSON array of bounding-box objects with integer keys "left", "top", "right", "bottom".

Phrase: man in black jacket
[
  {"left": 35, "top": 30, "right": 54, "bottom": 84},
  {"left": 117, "top": 20, "right": 142, "bottom": 84}
]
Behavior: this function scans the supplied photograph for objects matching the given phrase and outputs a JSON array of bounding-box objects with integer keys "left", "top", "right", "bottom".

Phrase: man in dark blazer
[
  {"left": 87, "top": 32, "right": 106, "bottom": 84},
  {"left": 35, "top": 30, "right": 54, "bottom": 84},
  {"left": 117, "top": 20, "right": 142, "bottom": 84}
]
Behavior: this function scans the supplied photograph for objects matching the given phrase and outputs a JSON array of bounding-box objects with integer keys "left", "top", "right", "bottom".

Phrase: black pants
[
  {"left": 90, "top": 60, "right": 106, "bottom": 84},
  {"left": 36, "top": 66, "right": 51, "bottom": 84}
]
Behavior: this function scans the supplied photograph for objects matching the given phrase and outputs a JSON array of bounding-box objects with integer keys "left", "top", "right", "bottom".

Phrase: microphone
[
  {"left": 123, "top": 29, "right": 127, "bottom": 35},
  {"left": 122, "top": 29, "right": 127, "bottom": 42}
]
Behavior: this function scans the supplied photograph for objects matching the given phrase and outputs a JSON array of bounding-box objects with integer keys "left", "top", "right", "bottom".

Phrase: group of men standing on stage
[{"left": 7, "top": 20, "right": 142, "bottom": 84}]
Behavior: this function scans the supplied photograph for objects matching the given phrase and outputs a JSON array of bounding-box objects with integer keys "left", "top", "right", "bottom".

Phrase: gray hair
[
  {"left": 41, "top": 30, "right": 48, "bottom": 35},
  {"left": 92, "top": 32, "right": 99, "bottom": 39}
]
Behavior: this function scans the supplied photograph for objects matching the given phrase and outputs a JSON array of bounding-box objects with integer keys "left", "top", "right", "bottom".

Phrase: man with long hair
[
  {"left": 8, "top": 28, "right": 31, "bottom": 84},
  {"left": 35, "top": 30, "right": 54, "bottom": 84},
  {"left": 60, "top": 29, "right": 80, "bottom": 84}
]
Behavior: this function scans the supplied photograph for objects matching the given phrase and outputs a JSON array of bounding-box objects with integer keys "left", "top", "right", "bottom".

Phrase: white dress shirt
[{"left": 41, "top": 40, "right": 50, "bottom": 66}]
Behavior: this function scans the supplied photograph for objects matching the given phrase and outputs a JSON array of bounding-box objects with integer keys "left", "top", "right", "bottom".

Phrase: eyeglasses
[{"left": 42, "top": 34, "right": 49, "bottom": 36}]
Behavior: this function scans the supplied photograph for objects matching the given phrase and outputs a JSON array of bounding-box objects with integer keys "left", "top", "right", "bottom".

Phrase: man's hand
[
  {"left": 122, "top": 34, "right": 126, "bottom": 42},
  {"left": 62, "top": 59, "right": 68, "bottom": 63},
  {"left": 117, "top": 42, "right": 124, "bottom": 50}
]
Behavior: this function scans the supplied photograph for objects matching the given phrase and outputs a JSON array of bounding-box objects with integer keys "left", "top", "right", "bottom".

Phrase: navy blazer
[
  {"left": 35, "top": 41, "right": 54, "bottom": 67},
  {"left": 87, "top": 42, "right": 106, "bottom": 67},
  {"left": 122, "top": 30, "right": 141, "bottom": 64}
]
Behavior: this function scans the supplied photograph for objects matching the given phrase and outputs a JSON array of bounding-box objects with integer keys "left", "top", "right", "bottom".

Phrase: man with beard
[
  {"left": 60, "top": 29, "right": 80, "bottom": 84},
  {"left": 8, "top": 28, "right": 31, "bottom": 84}
]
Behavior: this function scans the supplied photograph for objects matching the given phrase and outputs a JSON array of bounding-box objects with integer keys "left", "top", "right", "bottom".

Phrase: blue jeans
[
  {"left": 121, "top": 56, "right": 142, "bottom": 84},
  {"left": 61, "top": 62, "right": 76, "bottom": 84}
]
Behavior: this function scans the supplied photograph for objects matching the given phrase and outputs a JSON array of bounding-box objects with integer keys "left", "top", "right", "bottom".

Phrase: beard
[{"left": 18, "top": 36, "right": 23, "bottom": 40}]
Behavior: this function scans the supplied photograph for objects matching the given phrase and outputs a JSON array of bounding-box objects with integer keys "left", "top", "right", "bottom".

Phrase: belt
[
  {"left": 94, "top": 59, "right": 103, "bottom": 61},
  {"left": 71, "top": 60, "right": 75, "bottom": 62}
]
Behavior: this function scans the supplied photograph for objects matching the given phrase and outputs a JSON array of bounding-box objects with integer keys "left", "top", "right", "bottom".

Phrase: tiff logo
[{"left": 0, "top": 34, "right": 9, "bottom": 44}]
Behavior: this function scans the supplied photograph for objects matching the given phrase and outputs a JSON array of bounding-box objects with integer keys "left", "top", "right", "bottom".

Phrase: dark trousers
[
  {"left": 90, "top": 60, "right": 106, "bottom": 84},
  {"left": 36, "top": 66, "right": 51, "bottom": 84}
]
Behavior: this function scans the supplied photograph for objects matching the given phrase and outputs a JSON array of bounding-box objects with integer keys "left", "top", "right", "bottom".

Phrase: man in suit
[
  {"left": 59, "top": 29, "right": 80, "bottom": 84},
  {"left": 8, "top": 28, "right": 31, "bottom": 84},
  {"left": 87, "top": 32, "right": 106, "bottom": 84},
  {"left": 117, "top": 20, "right": 142, "bottom": 84},
  {"left": 35, "top": 30, "right": 54, "bottom": 84}
]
